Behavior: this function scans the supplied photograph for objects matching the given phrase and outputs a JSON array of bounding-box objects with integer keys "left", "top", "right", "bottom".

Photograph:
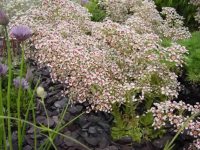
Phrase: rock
[
  {"left": 40, "top": 68, "right": 50, "bottom": 77},
  {"left": 69, "top": 105, "right": 83, "bottom": 114},
  {"left": 53, "top": 84, "right": 64, "bottom": 90},
  {"left": 88, "top": 115, "right": 100, "bottom": 123},
  {"left": 54, "top": 98, "right": 68, "bottom": 108},
  {"left": 116, "top": 136, "right": 132, "bottom": 145},
  {"left": 82, "top": 122, "right": 92, "bottom": 129},
  {"left": 71, "top": 131, "right": 79, "bottom": 139},
  {"left": 55, "top": 136, "right": 64, "bottom": 146},
  {"left": 46, "top": 94, "right": 62, "bottom": 105},
  {"left": 27, "top": 127, "right": 34, "bottom": 134},
  {"left": 88, "top": 126, "right": 97, "bottom": 134},
  {"left": 85, "top": 136, "right": 100, "bottom": 146},
  {"left": 23, "top": 145, "right": 32, "bottom": 150},
  {"left": 76, "top": 105, "right": 83, "bottom": 113},
  {"left": 36, "top": 116, "right": 46, "bottom": 124},
  {"left": 36, "top": 116, "right": 55, "bottom": 127},
  {"left": 95, "top": 145, "right": 119, "bottom": 150},
  {"left": 97, "top": 122, "right": 110, "bottom": 132},
  {"left": 44, "top": 118, "right": 55, "bottom": 127},
  {"left": 25, "top": 135, "right": 34, "bottom": 146},
  {"left": 96, "top": 126, "right": 103, "bottom": 134},
  {"left": 99, "top": 136, "right": 110, "bottom": 148},
  {"left": 12, "top": 131, "right": 18, "bottom": 142},
  {"left": 78, "top": 115, "right": 88, "bottom": 127},
  {"left": 30, "top": 134, "right": 43, "bottom": 140},
  {"left": 153, "top": 135, "right": 173, "bottom": 149},
  {"left": 52, "top": 116, "right": 59, "bottom": 124},
  {"left": 64, "top": 113, "right": 74, "bottom": 122},
  {"left": 47, "top": 90, "right": 60, "bottom": 97},
  {"left": 80, "top": 131, "right": 89, "bottom": 138}
]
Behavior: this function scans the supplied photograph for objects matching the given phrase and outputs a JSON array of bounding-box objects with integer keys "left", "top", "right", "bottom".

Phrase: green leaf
[{"left": 139, "top": 112, "right": 153, "bottom": 126}]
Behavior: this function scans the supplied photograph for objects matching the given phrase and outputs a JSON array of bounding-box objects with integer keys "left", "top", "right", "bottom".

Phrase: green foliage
[
  {"left": 111, "top": 102, "right": 142, "bottom": 142},
  {"left": 154, "top": 0, "right": 199, "bottom": 30},
  {"left": 1, "top": 75, "right": 31, "bottom": 117},
  {"left": 111, "top": 101, "right": 166, "bottom": 143},
  {"left": 160, "top": 38, "right": 172, "bottom": 48},
  {"left": 178, "top": 32, "right": 200, "bottom": 82},
  {"left": 84, "top": 0, "right": 106, "bottom": 22}
]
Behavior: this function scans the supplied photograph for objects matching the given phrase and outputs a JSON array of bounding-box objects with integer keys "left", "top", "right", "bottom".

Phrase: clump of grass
[{"left": 179, "top": 31, "right": 200, "bottom": 82}]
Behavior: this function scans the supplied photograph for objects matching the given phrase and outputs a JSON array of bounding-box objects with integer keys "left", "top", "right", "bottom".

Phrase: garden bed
[{"left": 0, "top": 0, "right": 199, "bottom": 150}]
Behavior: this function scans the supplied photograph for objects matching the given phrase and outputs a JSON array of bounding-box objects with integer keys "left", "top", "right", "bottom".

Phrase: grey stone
[
  {"left": 23, "top": 145, "right": 32, "bottom": 150},
  {"left": 85, "top": 136, "right": 99, "bottom": 146},
  {"left": 153, "top": 135, "right": 173, "bottom": 149},
  {"left": 88, "top": 126, "right": 97, "bottom": 134}
]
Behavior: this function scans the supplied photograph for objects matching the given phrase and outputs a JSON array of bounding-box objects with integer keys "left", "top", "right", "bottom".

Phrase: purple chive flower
[
  {"left": 10, "top": 25, "right": 32, "bottom": 42},
  {"left": 0, "top": 63, "right": 8, "bottom": 76},
  {"left": 0, "top": 10, "right": 9, "bottom": 26},
  {"left": 13, "top": 77, "right": 29, "bottom": 89}
]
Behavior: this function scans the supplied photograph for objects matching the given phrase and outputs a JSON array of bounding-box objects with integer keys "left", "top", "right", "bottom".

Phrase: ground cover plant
[
  {"left": 154, "top": 0, "right": 199, "bottom": 30},
  {"left": 0, "top": 0, "right": 200, "bottom": 149}
]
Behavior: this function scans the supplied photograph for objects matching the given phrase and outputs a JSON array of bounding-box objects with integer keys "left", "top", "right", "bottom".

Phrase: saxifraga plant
[{"left": 154, "top": 0, "right": 199, "bottom": 30}]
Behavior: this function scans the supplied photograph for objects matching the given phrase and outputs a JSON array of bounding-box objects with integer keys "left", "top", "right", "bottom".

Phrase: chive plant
[{"left": 0, "top": 10, "right": 88, "bottom": 150}]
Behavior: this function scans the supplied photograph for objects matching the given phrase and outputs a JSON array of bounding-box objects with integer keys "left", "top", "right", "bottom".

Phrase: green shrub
[
  {"left": 84, "top": 0, "right": 106, "bottom": 22},
  {"left": 179, "top": 32, "right": 200, "bottom": 82},
  {"left": 111, "top": 90, "right": 166, "bottom": 142}
]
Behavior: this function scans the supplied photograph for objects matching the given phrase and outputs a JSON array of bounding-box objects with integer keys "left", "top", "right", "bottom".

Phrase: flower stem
[
  {"left": 4, "top": 26, "right": 13, "bottom": 150},
  {"left": 0, "top": 78, "right": 7, "bottom": 150},
  {"left": 22, "top": 80, "right": 40, "bottom": 150},
  {"left": 16, "top": 43, "right": 25, "bottom": 150}
]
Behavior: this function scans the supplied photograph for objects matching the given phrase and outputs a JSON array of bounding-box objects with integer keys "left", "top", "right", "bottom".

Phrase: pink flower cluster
[
  {"left": 100, "top": 0, "right": 191, "bottom": 40},
  {"left": 188, "top": 139, "right": 200, "bottom": 150},
  {"left": 9, "top": 0, "right": 189, "bottom": 112},
  {"left": 150, "top": 101, "right": 200, "bottom": 139},
  {"left": 190, "top": 0, "right": 200, "bottom": 28}
]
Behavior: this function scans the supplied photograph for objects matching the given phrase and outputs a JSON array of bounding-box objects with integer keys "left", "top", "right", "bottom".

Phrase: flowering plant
[
  {"left": 9, "top": 0, "right": 189, "bottom": 113},
  {"left": 150, "top": 100, "right": 200, "bottom": 149}
]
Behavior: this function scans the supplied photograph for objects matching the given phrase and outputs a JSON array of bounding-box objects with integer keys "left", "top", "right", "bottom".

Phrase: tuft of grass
[{"left": 178, "top": 31, "right": 200, "bottom": 82}]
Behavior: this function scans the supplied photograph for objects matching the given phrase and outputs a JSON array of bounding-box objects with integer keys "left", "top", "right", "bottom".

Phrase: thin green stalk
[
  {"left": 37, "top": 97, "right": 51, "bottom": 150},
  {"left": 0, "top": 78, "right": 7, "bottom": 150},
  {"left": 21, "top": 84, "right": 39, "bottom": 150},
  {"left": 16, "top": 43, "right": 25, "bottom": 150},
  {"left": 40, "top": 100, "right": 69, "bottom": 149},
  {"left": 31, "top": 95, "right": 37, "bottom": 150},
  {"left": 40, "top": 98, "right": 50, "bottom": 135},
  {"left": 4, "top": 26, "right": 13, "bottom": 150},
  {"left": 0, "top": 116, "right": 91, "bottom": 150},
  {"left": 41, "top": 133, "right": 58, "bottom": 150},
  {"left": 43, "top": 111, "right": 85, "bottom": 150},
  {"left": 42, "top": 101, "right": 70, "bottom": 149}
]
